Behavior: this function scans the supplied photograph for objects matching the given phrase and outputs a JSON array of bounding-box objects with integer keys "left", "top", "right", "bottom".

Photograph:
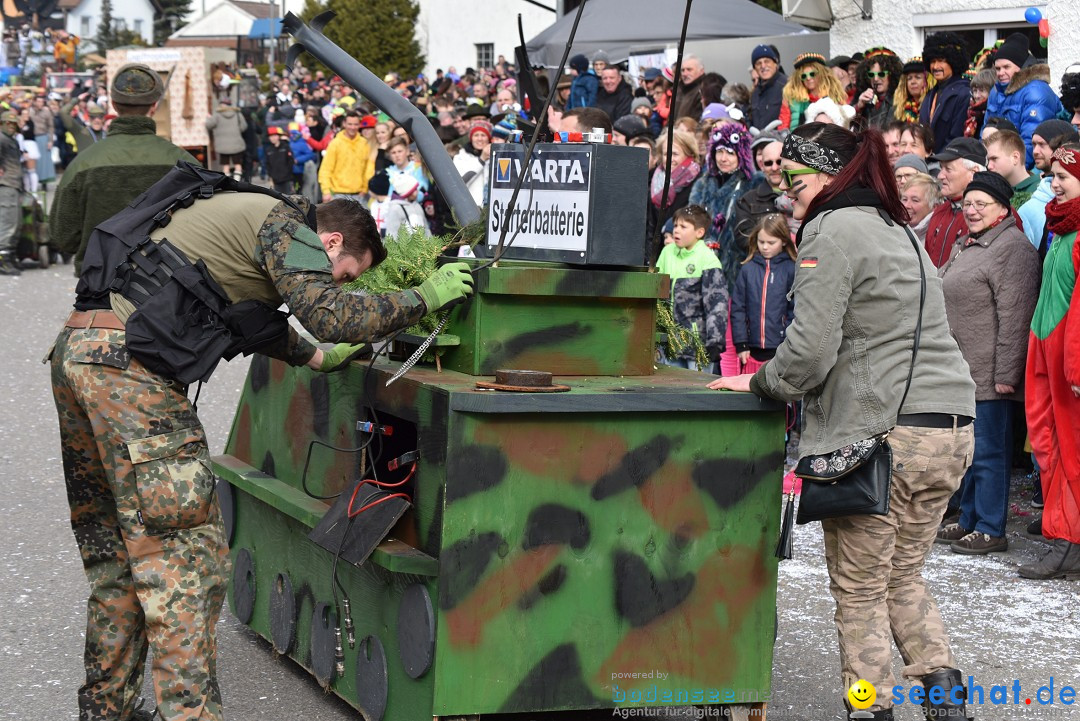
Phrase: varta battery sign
[
  {"left": 488, "top": 146, "right": 592, "bottom": 254},
  {"left": 486, "top": 142, "right": 648, "bottom": 266}
]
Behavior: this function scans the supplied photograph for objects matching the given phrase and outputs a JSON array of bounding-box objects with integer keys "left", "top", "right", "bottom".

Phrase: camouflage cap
[
  {"left": 86, "top": 102, "right": 106, "bottom": 117},
  {"left": 0, "top": 111, "right": 17, "bottom": 125},
  {"left": 111, "top": 63, "right": 164, "bottom": 105}
]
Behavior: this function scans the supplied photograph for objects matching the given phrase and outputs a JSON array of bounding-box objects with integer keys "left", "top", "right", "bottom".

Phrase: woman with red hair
[{"left": 709, "top": 123, "right": 976, "bottom": 720}]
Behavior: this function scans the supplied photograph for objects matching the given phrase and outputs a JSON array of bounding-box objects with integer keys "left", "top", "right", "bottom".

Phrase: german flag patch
[{"left": 799, "top": 257, "right": 818, "bottom": 269}]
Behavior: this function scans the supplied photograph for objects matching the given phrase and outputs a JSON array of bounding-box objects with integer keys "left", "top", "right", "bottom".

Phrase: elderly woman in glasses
[
  {"left": 709, "top": 122, "right": 977, "bottom": 720},
  {"left": 778, "top": 53, "right": 849, "bottom": 131},
  {"left": 936, "top": 172, "right": 1040, "bottom": 554}
]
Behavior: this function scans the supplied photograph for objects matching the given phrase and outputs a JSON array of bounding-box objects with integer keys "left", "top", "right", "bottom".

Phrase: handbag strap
[{"left": 895, "top": 222, "right": 926, "bottom": 419}]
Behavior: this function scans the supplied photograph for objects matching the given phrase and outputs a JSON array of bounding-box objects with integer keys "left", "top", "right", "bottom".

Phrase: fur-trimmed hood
[{"left": 1005, "top": 63, "right": 1051, "bottom": 95}]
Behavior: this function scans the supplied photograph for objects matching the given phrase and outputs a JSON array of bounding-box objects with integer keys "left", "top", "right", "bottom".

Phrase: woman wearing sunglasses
[
  {"left": 852, "top": 47, "right": 903, "bottom": 129},
  {"left": 709, "top": 122, "right": 976, "bottom": 720},
  {"left": 778, "top": 52, "right": 848, "bottom": 131}
]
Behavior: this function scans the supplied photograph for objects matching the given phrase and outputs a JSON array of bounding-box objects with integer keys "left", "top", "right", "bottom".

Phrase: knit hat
[
  {"left": 391, "top": 173, "right": 420, "bottom": 198},
  {"left": 700, "top": 103, "right": 734, "bottom": 122},
  {"left": 368, "top": 173, "right": 390, "bottom": 197},
  {"left": 468, "top": 119, "right": 493, "bottom": 140},
  {"left": 750, "top": 129, "right": 783, "bottom": 151},
  {"left": 964, "top": 171, "right": 1013, "bottom": 208},
  {"left": 929, "top": 137, "right": 987, "bottom": 165},
  {"left": 893, "top": 153, "right": 929, "bottom": 175},
  {"left": 492, "top": 119, "right": 516, "bottom": 140},
  {"left": 793, "top": 52, "right": 826, "bottom": 70},
  {"left": 631, "top": 96, "right": 652, "bottom": 113},
  {"left": 752, "top": 44, "right": 780, "bottom": 64},
  {"left": 267, "top": 126, "right": 283, "bottom": 136},
  {"left": 591, "top": 49, "right": 609, "bottom": 65},
  {"left": 1052, "top": 146, "right": 1080, "bottom": 182},
  {"left": 359, "top": 114, "right": 377, "bottom": 128},
  {"left": 923, "top": 31, "right": 969, "bottom": 76},
  {"left": 902, "top": 57, "right": 926, "bottom": 74},
  {"left": 613, "top": 114, "right": 649, "bottom": 141},
  {"left": 1033, "top": 118, "right": 1080, "bottom": 145},
  {"left": 569, "top": 54, "right": 589, "bottom": 73},
  {"left": 111, "top": 63, "right": 164, "bottom": 105},
  {"left": 995, "top": 32, "right": 1030, "bottom": 69},
  {"left": 805, "top": 97, "right": 856, "bottom": 128},
  {"left": 706, "top": 123, "right": 753, "bottom": 179}
]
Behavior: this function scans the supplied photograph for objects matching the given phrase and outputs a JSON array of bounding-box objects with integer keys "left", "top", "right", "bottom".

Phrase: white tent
[{"left": 525, "top": 0, "right": 808, "bottom": 67}]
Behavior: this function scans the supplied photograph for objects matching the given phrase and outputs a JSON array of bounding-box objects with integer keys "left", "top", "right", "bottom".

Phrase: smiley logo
[{"left": 847, "top": 679, "right": 876, "bottom": 710}]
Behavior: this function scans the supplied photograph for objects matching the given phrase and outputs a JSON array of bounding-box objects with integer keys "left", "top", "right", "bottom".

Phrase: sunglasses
[
  {"left": 800, "top": 71, "right": 817, "bottom": 81},
  {"left": 761, "top": 159, "right": 780, "bottom": 167},
  {"left": 867, "top": 71, "right": 888, "bottom": 78},
  {"left": 780, "top": 167, "right": 820, "bottom": 189}
]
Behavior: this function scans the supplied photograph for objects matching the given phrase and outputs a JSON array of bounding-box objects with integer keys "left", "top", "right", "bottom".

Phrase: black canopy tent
[{"left": 524, "top": 0, "right": 808, "bottom": 67}]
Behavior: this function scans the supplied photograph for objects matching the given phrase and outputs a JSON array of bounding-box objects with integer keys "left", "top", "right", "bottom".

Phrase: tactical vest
[{"left": 75, "top": 161, "right": 318, "bottom": 384}]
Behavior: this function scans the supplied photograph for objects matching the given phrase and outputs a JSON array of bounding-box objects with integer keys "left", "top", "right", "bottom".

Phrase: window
[
  {"left": 112, "top": 18, "right": 126, "bottom": 32},
  {"left": 80, "top": 16, "right": 91, "bottom": 36},
  {"left": 476, "top": 43, "right": 494, "bottom": 70},
  {"left": 134, "top": 19, "right": 143, "bottom": 35}
]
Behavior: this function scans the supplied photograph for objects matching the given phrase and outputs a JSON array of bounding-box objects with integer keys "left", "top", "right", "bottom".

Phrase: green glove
[
  {"left": 318, "top": 343, "right": 370, "bottom": 372},
  {"left": 413, "top": 262, "right": 475, "bottom": 313}
]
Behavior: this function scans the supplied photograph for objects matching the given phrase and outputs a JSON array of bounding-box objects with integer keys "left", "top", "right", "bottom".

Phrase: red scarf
[{"left": 1045, "top": 195, "right": 1080, "bottom": 237}]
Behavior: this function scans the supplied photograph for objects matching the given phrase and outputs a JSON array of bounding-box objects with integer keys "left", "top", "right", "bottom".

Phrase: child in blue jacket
[
  {"left": 730, "top": 213, "right": 797, "bottom": 374},
  {"left": 289, "top": 127, "right": 316, "bottom": 192},
  {"left": 567, "top": 54, "right": 598, "bottom": 109}
]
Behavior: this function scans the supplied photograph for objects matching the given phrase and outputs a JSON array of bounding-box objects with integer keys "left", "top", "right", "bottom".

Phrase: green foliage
[
  {"left": 299, "top": 0, "right": 424, "bottom": 81},
  {"left": 753, "top": 0, "right": 782, "bottom": 12},
  {"left": 656, "top": 300, "right": 708, "bottom": 370},
  {"left": 95, "top": 0, "right": 115, "bottom": 51},
  {"left": 154, "top": 0, "right": 193, "bottom": 46},
  {"left": 343, "top": 225, "right": 448, "bottom": 339}
]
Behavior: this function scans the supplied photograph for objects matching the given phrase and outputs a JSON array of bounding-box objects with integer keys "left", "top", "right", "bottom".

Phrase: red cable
[{"left": 345, "top": 462, "right": 417, "bottom": 518}]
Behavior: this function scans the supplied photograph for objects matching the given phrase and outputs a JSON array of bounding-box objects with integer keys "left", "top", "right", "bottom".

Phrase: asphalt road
[{"left": 2, "top": 264, "right": 1077, "bottom": 721}]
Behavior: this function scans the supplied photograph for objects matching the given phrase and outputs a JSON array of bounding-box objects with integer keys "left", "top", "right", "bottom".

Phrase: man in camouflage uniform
[
  {"left": 0, "top": 111, "right": 23, "bottom": 275},
  {"left": 51, "top": 185, "right": 474, "bottom": 718},
  {"left": 50, "top": 64, "right": 197, "bottom": 276}
]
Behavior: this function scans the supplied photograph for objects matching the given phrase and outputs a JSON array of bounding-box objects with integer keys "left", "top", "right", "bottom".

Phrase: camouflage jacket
[
  {"left": 111, "top": 192, "right": 429, "bottom": 367},
  {"left": 0, "top": 132, "right": 21, "bottom": 189},
  {"left": 49, "top": 115, "right": 197, "bottom": 274}
]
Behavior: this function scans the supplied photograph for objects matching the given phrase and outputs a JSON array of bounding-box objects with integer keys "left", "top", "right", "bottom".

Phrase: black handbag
[{"left": 776, "top": 223, "right": 926, "bottom": 558}]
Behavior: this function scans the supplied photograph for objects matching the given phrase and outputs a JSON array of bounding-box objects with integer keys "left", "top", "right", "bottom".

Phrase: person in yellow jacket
[{"left": 318, "top": 110, "right": 374, "bottom": 201}]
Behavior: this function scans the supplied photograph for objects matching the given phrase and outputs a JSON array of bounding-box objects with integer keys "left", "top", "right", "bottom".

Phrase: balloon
[
  {"left": 1039, "top": 18, "right": 1050, "bottom": 37},
  {"left": 1039, "top": 35, "right": 1048, "bottom": 48},
  {"left": 1025, "top": 6, "right": 1042, "bottom": 24}
]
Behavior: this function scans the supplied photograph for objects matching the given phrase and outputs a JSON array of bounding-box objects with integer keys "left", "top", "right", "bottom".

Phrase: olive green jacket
[
  {"left": 751, "top": 205, "right": 976, "bottom": 457},
  {"left": 49, "top": 115, "right": 197, "bottom": 274}
]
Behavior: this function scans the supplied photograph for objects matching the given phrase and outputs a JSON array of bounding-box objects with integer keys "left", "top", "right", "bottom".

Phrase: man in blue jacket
[
  {"left": 919, "top": 32, "right": 970, "bottom": 152},
  {"left": 984, "top": 33, "right": 1064, "bottom": 168},
  {"left": 750, "top": 44, "right": 786, "bottom": 129}
]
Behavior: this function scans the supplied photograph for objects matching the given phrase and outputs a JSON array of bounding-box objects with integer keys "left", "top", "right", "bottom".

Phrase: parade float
[{"left": 212, "top": 11, "right": 783, "bottom": 720}]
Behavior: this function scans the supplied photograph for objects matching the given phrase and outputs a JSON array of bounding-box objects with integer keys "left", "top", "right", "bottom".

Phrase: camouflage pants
[
  {"left": 820, "top": 423, "right": 974, "bottom": 711},
  {"left": 50, "top": 325, "right": 230, "bottom": 721}
]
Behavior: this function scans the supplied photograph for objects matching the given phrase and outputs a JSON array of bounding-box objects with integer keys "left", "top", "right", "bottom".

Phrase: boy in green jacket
[{"left": 655, "top": 204, "right": 729, "bottom": 370}]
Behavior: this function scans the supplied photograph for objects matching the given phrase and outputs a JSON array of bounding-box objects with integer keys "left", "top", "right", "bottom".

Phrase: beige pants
[{"left": 821, "top": 423, "right": 974, "bottom": 711}]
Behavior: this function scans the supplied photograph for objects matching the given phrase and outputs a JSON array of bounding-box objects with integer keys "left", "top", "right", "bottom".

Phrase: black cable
[
  {"left": 647, "top": 0, "right": 695, "bottom": 269},
  {"left": 470, "top": 0, "right": 590, "bottom": 272}
]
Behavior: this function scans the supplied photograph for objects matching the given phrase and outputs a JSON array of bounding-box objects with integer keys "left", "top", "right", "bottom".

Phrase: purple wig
[{"left": 706, "top": 123, "right": 754, "bottom": 180}]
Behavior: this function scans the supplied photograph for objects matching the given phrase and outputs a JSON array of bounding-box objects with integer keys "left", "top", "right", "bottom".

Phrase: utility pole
[{"left": 268, "top": 0, "right": 276, "bottom": 78}]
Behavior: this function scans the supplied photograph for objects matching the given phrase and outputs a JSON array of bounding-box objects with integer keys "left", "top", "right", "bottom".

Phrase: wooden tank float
[{"left": 212, "top": 13, "right": 784, "bottom": 720}]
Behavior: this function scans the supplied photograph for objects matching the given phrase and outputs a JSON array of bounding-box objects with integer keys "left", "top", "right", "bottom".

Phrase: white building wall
[
  {"left": 68, "top": 0, "right": 156, "bottom": 50},
  {"left": 829, "top": 0, "right": 1076, "bottom": 89},
  {"left": 415, "top": 0, "right": 555, "bottom": 76}
]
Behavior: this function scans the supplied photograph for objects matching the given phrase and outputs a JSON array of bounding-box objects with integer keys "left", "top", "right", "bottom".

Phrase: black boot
[
  {"left": 921, "top": 668, "right": 971, "bottom": 719},
  {"left": 0, "top": 252, "right": 20, "bottom": 276},
  {"left": 1018, "top": 538, "right": 1080, "bottom": 580}
]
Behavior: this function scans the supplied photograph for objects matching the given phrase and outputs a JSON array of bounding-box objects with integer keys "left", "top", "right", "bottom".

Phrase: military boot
[
  {"left": 1018, "top": 538, "right": 1080, "bottom": 580},
  {"left": 0, "top": 252, "right": 20, "bottom": 275},
  {"left": 920, "top": 668, "right": 971, "bottom": 719}
]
